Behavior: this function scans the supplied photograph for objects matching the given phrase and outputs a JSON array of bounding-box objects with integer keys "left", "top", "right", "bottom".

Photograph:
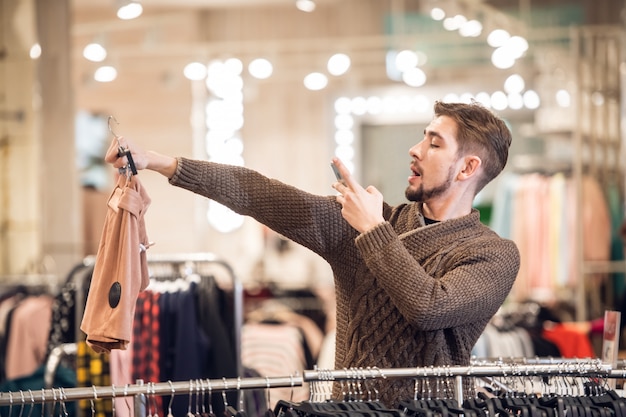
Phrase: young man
[{"left": 106, "top": 101, "right": 520, "bottom": 406}]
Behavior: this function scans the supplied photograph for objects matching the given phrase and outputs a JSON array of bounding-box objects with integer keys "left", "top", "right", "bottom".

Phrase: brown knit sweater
[{"left": 169, "top": 157, "right": 520, "bottom": 406}]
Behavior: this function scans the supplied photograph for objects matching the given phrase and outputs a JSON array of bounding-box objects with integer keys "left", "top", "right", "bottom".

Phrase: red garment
[
  {"left": 131, "top": 290, "right": 162, "bottom": 411},
  {"left": 131, "top": 291, "right": 160, "bottom": 383},
  {"left": 80, "top": 175, "right": 151, "bottom": 353},
  {"left": 542, "top": 323, "right": 595, "bottom": 358}
]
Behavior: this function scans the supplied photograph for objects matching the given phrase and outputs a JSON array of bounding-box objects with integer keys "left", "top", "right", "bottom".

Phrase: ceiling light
[
  {"left": 29, "top": 43, "right": 41, "bottom": 59},
  {"left": 459, "top": 20, "right": 482, "bottom": 37},
  {"left": 556, "top": 89, "right": 571, "bottom": 107},
  {"left": 490, "top": 91, "right": 508, "bottom": 110},
  {"left": 117, "top": 1, "right": 143, "bottom": 20},
  {"left": 402, "top": 67, "right": 426, "bottom": 87},
  {"left": 295, "top": 0, "right": 316, "bottom": 13},
  {"left": 395, "top": 50, "right": 418, "bottom": 72},
  {"left": 94, "top": 66, "right": 117, "bottom": 82},
  {"left": 508, "top": 93, "right": 524, "bottom": 110},
  {"left": 430, "top": 8, "right": 445, "bottom": 21},
  {"left": 487, "top": 29, "right": 510, "bottom": 48},
  {"left": 304, "top": 72, "right": 328, "bottom": 90},
  {"left": 443, "top": 15, "right": 467, "bottom": 31},
  {"left": 183, "top": 62, "right": 207, "bottom": 81},
  {"left": 491, "top": 47, "right": 515, "bottom": 69},
  {"left": 523, "top": 90, "right": 540, "bottom": 109},
  {"left": 83, "top": 43, "right": 107, "bottom": 62},
  {"left": 248, "top": 58, "right": 273, "bottom": 80},
  {"left": 327, "top": 53, "right": 351, "bottom": 76},
  {"left": 504, "top": 74, "right": 525, "bottom": 94}
]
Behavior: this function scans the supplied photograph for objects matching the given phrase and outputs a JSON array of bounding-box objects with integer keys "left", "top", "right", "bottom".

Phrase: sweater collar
[{"left": 401, "top": 204, "right": 485, "bottom": 244}]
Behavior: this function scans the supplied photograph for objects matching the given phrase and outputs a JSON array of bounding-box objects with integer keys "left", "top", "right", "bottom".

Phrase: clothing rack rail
[
  {"left": 0, "top": 375, "right": 305, "bottom": 407},
  {"left": 2, "top": 360, "right": 622, "bottom": 407}
]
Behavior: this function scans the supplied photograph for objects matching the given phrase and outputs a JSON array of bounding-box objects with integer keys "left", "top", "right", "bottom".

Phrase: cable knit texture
[{"left": 170, "top": 157, "right": 520, "bottom": 406}]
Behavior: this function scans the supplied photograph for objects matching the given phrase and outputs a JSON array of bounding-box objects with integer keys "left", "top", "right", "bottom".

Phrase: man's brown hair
[{"left": 434, "top": 100, "right": 512, "bottom": 193}]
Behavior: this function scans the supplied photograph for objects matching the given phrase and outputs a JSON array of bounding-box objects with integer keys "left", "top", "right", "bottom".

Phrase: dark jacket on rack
[
  {"left": 169, "top": 157, "right": 520, "bottom": 407},
  {"left": 80, "top": 175, "right": 151, "bottom": 353}
]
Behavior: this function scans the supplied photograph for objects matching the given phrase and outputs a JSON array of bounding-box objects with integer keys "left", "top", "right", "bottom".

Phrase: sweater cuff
[
  {"left": 355, "top": 222, "right": 395, "bottom": 255},
  {"left": 168, "top": 157, "right": 195, "bottom": 188}
]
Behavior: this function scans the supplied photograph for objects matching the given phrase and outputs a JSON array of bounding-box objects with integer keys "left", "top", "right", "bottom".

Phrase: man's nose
[{"left": 409, "top": 141, "right": 424, "bottom": 159}]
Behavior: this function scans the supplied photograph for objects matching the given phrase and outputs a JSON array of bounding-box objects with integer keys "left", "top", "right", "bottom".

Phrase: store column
[{"left": 35, "top": 0, "right": 82, "bottom": 277}]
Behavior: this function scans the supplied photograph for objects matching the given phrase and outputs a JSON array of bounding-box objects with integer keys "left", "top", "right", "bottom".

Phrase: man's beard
[{"left": 405, "top": 166, "right": 454, "bottom": 202}]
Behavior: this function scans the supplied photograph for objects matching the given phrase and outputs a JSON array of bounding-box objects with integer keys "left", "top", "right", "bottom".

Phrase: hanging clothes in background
[
  {"left": 0, "top": 265, "right": 93, "bottom": 417},
  {"left": 76, "top": 340, "right": 112, "bottom": 417},
  {"left": 47, "top": 261, "right": 93, "bottom": 358},
  {"left": 0, "top": 258, "right": 239, "bottom": 417},
  {"left": 4, "top": 294, "right": 54, "bottom": 381},
  {"left": 242, "top": 299, "right": 325, "bottom": 408},
  {"left": 0, "top": 287, "right": 55, "bottom": 384},
  {"left": 0, "top": 365, "right": 77, "bottom": 417},
  {"left": 490, "top": 172, "right": 612, "bottom": 303},
  {"left": 109, "top": 275, "right": 239, "bottom": 417},
  {"left": 471, "top": 301, "right": 594, "bottom": 359},
  {"left": 132, "top": 290, "right": 162, "bottom": 411}
]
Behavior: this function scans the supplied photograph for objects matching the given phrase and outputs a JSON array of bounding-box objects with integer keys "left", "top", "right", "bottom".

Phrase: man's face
[{"left": 405, "top": 115, "right": 460, "bottom": 203}]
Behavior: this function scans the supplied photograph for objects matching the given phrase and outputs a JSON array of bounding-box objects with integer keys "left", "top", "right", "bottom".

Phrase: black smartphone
[{"left": 330, "top": 162, "right": 344, "bottom": 183}]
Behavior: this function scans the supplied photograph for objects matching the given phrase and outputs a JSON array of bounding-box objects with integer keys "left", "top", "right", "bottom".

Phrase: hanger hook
[
  {"left": 222, "top": 377, "right": 229, "bottom": 409},
  {"left": 60, "top": 387, "right": 69, "bottom": 417},
  {"left": 123, "top": 384, "right": 132, "bottom": 416},
  {"left": 199, "top": 379, "right": 207, "bottom": 416},
  {"left": 7, "top": 391, "right": 13, "bottom": 417},
  {"left": 90, "top": 385, "right": 97, "bottom": 417},
  {"left": 26, "top": 390, "right": 34, "bottom": 417},
  {"left": 111, "top": 385, "right": 116, "bottom": 417},
  {"left": 17, "top": 390, "right": 25, "bottom": 417},
  {"left": 188, "top": 380, "right": 195, "bottom": 417},
  {"left": 167, "top": 381, "right": 175, "bottom": 417},
  {"left": 206, "top": 379, "right": 214, "bottom": 415},
  {"left": 108, "top": 115, "right": 121, "bottom": 139}
]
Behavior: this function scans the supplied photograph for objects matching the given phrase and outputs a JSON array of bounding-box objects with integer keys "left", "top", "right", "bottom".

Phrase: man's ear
[{"left": 458, "top": 155, "right": 482, "bottom": 181}]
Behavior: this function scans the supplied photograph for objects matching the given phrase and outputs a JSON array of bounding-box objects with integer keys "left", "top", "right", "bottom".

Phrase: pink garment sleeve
[
  {"left": 80, "top": 175, "right": 151, "bottom": 353},
  {"left": 5, "top": 295, "right": 54, "bottom": 380}
]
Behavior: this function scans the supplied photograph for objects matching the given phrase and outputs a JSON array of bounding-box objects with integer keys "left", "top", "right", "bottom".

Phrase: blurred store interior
[{"left": 0, "top": 0, "right": 626, "bottom": 413}]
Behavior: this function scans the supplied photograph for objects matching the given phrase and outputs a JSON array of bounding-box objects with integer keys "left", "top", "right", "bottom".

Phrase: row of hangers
[{"left": 1, "top": 361, "right": 625, "bottom": 413}]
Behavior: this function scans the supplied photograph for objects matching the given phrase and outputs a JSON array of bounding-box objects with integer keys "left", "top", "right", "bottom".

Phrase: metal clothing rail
[
  {"left": 1, "top": 360, "right": 619, "bottom": 407},
  {"left": 304, "top": 360, "right": 616, "bottom": 405},
  {"left": 0, "top": 375, "right": 305, "bottom": 407}
]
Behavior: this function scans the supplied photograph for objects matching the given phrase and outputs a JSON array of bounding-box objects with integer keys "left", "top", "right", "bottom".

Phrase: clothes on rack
[
  {"left": 242, "top": 296, "right": 328, "bottom": 408},
  {"left": 472, "top": 302, "right": 597, "bottom": 359},
  {"left": 81, "top": 174, "right": 152, "bottom": 353},
  {"left": 47, "top": 261, "right": 94, "bottom": 357},
  {"left": 0, "top": 287, "right": 54, "bottom": 383},
  {"left": 490, "top": 172, "right": 612, "bottom": 302},
  {"left": 274, "top": 377, "right": 624, "bottom": 417},
  {"left": 471, "top": 322, "right": 535, "bottom": 359},
  {"left": 245, "top": 285, "right": 330, "bottom": 334},
  {"left": 542, "top": 322, "right": 595, "bottom": 358},
  {"left": 76, "top": 340, "right": 112, "bottom": 417},
  {"left": 110, "top": 276, "right": 239, "bottom": 417},
  {"left": 4, "top": 295, "right": 54, "bottom": 381},
  {"left": 242, "top": 322, "right": 313, "bottom": 407},
  {"left": 0, "top": 364, "right": 77, "bottom": 417}
]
